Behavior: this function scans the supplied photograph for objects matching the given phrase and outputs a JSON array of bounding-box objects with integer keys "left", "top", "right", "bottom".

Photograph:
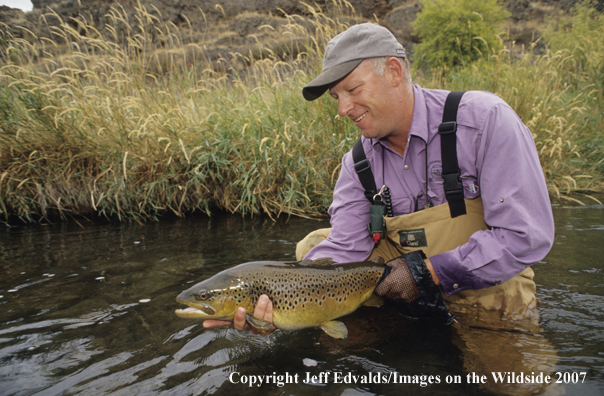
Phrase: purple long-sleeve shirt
[{"left": 304, "top": 84, "right": 555, "bottom": 296}]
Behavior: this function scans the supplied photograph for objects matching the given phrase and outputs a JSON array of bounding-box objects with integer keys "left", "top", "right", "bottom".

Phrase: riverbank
[{"left": 0, "top": 2, "right": 602, "bottom": 224}]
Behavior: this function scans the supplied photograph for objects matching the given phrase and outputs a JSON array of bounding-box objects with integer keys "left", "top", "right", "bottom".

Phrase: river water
[{"left": 1, "top": 203, "right": 603, "bottom": 395}]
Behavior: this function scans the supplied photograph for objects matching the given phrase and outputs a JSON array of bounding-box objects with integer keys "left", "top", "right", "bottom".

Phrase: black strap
[
  {"left": 438, "top": 91, "right": 466, "bottom": 218},
  {"left": 352, "top": 138, "right": 379, "bottom": 203},
  {"left": 352, "top": 90, "right": 467, "bottom": 217}
]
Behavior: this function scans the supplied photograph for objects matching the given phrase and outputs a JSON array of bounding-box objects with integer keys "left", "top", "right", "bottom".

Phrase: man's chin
[{"left": 360, "top": 131, "right": 381, "bottom": 140}]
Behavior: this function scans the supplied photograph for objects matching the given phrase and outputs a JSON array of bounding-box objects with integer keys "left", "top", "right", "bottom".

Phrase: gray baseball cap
[{"left": 302, "top": 23, "right": 406, "bottom": 101}]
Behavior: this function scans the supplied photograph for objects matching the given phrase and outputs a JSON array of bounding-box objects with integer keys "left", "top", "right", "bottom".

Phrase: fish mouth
[{"left": 175, "top": 302, "right": 217, "bottom": 318}]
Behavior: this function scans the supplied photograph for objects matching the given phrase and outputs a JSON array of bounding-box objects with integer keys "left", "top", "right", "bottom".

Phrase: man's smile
[{"left": 354, "top": 111, "right": 368, "bottom": 123}]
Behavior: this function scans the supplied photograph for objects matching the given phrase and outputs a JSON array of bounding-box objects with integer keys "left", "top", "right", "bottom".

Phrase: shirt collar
[{"left": 408, "top": 83, "right": 429, "bottom": 142}]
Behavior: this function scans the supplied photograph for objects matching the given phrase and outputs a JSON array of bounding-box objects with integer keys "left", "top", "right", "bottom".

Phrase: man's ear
[{"left": 385, "top": 57, "right": 404, "bottom": 87}]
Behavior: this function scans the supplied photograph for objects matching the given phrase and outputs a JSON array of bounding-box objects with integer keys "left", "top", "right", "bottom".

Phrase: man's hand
[
  {"left": 374, "top": 256, "right": 422, "bottom": 303},
  {"left": 374, "top": 252, "right": 454, "bottom": 323},
  {"left": 202, "top": 294, "right": 277, "bottom": 335}
]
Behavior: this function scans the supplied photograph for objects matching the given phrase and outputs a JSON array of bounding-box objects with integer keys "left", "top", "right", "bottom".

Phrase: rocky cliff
[{"left": 1, "top": 0, "right": 602, "bottom": 62}]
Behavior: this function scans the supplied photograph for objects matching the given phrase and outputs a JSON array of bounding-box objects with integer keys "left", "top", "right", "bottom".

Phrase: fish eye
[{"left": 198, "top": 290, "right": 211, "bottom": 301}]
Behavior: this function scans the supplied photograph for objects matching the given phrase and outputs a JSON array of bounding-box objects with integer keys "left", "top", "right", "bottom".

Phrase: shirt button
[
  {"left": 453, "top": 283, "right": 459, "bottom": 289},
  {"left": 404, "top": 165, "right": 409, "bottom": 170}
]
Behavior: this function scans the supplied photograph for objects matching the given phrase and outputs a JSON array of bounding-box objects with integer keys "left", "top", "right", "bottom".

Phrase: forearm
[
  {"left": 304, "top": 153, "right": 375, "bottom": 262},
  {"left": 431, "top": 103, "right": 554, "bottom": 296}
]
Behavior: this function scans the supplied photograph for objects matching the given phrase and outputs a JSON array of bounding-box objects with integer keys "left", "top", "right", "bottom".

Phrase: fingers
[
  {"left": 202, "top": 307, "right": 250, "bottom": 331},
  {"left": 202, "top": 319, "right": 233, "bottom": 329},
  {"left": 202, "top": 294, "right": 276, "bottom": 335},
  {"left": 233, "top": 307, "right": 248, "bottom": 331},
  {"left": 250, "top": 294, "right": 276, "bottom": 335},
  {"left": 255, "top": 294, "right": 273, "bottom": 321}
]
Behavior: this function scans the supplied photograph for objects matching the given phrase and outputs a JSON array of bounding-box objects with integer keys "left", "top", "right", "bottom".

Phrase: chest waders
[{"left": 354, "top": 91, "right": 536, "bottom": 320}]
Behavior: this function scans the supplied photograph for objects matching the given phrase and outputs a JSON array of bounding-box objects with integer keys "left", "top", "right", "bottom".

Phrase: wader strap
[
  {"left": 353, "top": 138, "right": 379, "bottom": 203},
  {"left": 439, "top": 91, "right": 467, "bottom": 218}
]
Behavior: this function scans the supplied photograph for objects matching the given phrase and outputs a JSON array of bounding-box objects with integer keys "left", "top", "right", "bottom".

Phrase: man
[{"left": 204, "top": 23, "right": 555, "bottom": 333}]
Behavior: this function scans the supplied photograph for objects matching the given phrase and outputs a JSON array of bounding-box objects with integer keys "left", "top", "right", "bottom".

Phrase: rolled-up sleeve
[
  {"left": 303, "top": 152, "right": 375, "bottom": 263},
  {"left": 430, "top": 103, "right": 555, "bottom": 296}
]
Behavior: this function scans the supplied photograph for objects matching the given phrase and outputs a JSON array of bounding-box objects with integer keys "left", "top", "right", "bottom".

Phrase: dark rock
[
  {"left": 381, "top": 1, "right": 422, "bottom": 44},
  {"left": 228, "top": 12, "right": 281, "bottom": 37},
  {"left": 1, "top": 0, "right": 599, "bottom": 67}
]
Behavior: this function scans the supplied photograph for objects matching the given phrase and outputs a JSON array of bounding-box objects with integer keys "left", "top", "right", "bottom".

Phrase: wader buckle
[
  {"left": 354, "top": 159, "right": 371, "bottom": 174},
  {"left": 438, "top": 121, "right": 457, "bottom": 134},
  {"left": 442, "top": 171, "right": 463, "bottom": 194}
]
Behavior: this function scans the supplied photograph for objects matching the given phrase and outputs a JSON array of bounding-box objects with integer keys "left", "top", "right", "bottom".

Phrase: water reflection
[{"left": 0, "top": 206, "right": 603, "bottom": 395}]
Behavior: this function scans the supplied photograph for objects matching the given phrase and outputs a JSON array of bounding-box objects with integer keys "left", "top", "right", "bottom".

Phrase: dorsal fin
[{"left": 298, "top": 257, "right": 335, "bottom": 266}]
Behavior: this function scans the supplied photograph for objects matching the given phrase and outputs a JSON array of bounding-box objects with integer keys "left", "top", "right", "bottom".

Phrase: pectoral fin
[
  {"left": 245, "top": 313, "right": 273, "bottom": 332},
  {"left": 320, "top": 320, "right": 348, "bottom": 339},
  {"left": 362, "top": 293, "right": 384, "bottom": 307},
  {"left": 370, "top": 256, "right": 385, "bottom": 265}
]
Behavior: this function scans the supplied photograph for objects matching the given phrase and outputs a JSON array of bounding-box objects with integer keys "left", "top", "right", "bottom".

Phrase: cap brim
[{"left": 302, "top": 59, "right": 363, "bottom": 101}]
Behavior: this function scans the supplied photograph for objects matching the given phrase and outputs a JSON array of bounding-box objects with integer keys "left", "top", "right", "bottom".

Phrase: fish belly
[{"left": 271, "top": 289, "right": 375, "bottom": 330}]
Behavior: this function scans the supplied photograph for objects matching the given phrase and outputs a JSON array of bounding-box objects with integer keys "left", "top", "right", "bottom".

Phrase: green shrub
[
  {"left": 412, "top": 0, "right": 509, "bottom": 69},
  {"left": 414, "top": 1, "right": 604, "bottom": 198}
]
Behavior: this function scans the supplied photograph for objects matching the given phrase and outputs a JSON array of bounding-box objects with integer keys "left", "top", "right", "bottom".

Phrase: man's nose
[{"left": 337, "top": 96, "right": 353, "bottom": 118}]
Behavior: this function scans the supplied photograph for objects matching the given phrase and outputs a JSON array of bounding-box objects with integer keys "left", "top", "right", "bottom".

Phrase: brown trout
[{"left": 175, "top": 258, "right": 385, "bottom": 339}]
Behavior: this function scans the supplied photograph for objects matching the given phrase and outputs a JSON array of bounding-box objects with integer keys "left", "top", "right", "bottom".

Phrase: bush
[
  {"left": 414, "top": 1, "right": 604, "bottom": 198},
  {"left": 412, "top": 0, "right": 509, "bottom": 69}
]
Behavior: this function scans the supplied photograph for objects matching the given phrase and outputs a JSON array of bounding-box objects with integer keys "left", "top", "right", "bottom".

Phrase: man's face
[{"left": 328, "top": 60, "right": 400, "bottom": 140}]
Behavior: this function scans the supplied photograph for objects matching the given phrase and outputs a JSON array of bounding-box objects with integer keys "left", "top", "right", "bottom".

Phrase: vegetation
[
  {"left": 414, "top": 0, "right": 604, "bottom": 203},
  {"left": 412, "top": 0, "right": 509, "bottom": 70},
  {"left": 0, "top": 1, "right": 602, "bottom": 224}
]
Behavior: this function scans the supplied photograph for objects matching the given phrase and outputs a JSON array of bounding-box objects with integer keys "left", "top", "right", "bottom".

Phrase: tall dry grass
[
  {"left": 0, "top": 1, "right": 359, "bottom": 223},
  {"left": 0, "top": 1, "right": 602, "bottom": 224}
]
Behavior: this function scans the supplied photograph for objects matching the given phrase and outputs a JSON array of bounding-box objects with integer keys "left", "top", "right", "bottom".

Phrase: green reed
[
  {"left": 0, "top": 1, "right": 602, "bottom": 224},
  {"left": 0, "top": 1, "right": 358, "bottom": 223}
]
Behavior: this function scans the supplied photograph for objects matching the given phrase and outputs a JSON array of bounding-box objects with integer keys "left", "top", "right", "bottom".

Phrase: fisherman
[
  {"left": 203, "top": 23, "right": 559, "bottom": 394},
  {"left": 205, "top": 23, "right": 555, "bottom": 334}
]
